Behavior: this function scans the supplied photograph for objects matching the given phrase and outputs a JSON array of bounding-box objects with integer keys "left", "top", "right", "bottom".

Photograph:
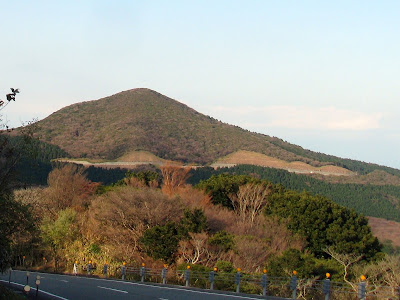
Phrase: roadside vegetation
[
  {"left": 0, "top": 284, "right": 25, "bottom": 300},
  {"left": 5, "top": 164, "right": 400, "bottom": 294}
]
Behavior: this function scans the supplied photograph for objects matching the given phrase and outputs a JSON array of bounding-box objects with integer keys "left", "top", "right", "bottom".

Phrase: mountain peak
[{"left": 32, "top": 89, "right": 306, "bottom": 163}]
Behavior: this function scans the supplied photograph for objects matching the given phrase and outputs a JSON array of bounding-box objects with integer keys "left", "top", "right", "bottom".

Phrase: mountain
[
  {"left": 29, "top": 88, "right": 400, "bottom": 180},
  {"left": 33, "top": 88, "right": 310, "bottom": 164}
]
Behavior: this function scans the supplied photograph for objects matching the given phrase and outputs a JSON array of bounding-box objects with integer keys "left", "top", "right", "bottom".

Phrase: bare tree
[
  {"left": 325, "top": 246, "right": 363, "bottom": 291},
  {"left": 354, "top": 255, "right": 400, "bottom": 298},
  {"left": 178, "top": 232, "right": 209, "bottom": 264},
  {"left": 45, "top": 164, "right": 98, "bottom": 215},
  {"left": 229, "top": 182, "right": 272, "bottom": 223}
]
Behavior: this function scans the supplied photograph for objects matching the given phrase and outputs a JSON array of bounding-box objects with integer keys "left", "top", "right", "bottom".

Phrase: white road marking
[
  {"left": 97, "top": 285, "right": 128, "bottom": 294},
  {"left": 122, "top": 283, "right": 264, "bottom": 299},
  {"left": 60, "top": 279, "right": 69, "bottom": 283},
  {"left": 0, "top": 279, "right": 69, "bottom": 300}
]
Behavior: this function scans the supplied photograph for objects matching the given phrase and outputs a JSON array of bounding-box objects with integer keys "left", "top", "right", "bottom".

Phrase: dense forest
[
  {"left": 8, "top": 137, "right": 128, "bottom": 186},
  {"left": 8, "top": 136, "right": 69, "bottom": 185}
]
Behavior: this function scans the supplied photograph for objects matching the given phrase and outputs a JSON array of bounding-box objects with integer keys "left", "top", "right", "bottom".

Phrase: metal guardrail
[
  {"left": 8, "top": 265, "right": 400, "bottom": 299},
  {"left": 117, "top": 265, "right": 400, "bottom": 299}
]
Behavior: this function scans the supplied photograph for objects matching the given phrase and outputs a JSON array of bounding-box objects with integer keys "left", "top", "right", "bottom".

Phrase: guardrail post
[
  {"left": 261, "top": 272, "right": 268, "bottom": 296},
  {"left": 35, "top": 276, "right": 40, "bottom": 297},
  {"left": 323, "top": 273, "right": 331, "bottom": 300},
  {"left": 235, "top": 269, "right": 241, "bottom": 293},
  {"left": 323, "top": 279, "right": 330, "bottom": 300},
  {"left": 209, "top": 270, "right": 215, "bottom": 290},
  {"left": 121, "top": 263, "right": 126, "bottom": 280},
  {"left": 290, "top": 271, "right": 297, "bottom": 299},
  {"left": 161, "top": 267, "right": 167, "bottom": 284},
  {"left": 103, "top": 264, "right": 108, "bottom": 278},
  {"left": 87, "top": 261, "right": 92, "bottom": 275},
  {"left": 184, "top": 266, "right": 190, "bottom": 287},
  {"left": 358, "top": 281, "right": 366, "bottom": 300},
  {"left": 140, "top": 266, "right": 146, "bottom": 282}
]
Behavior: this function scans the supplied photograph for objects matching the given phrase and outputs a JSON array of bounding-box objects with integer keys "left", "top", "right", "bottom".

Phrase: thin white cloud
[{"left": 207, "top": 105, "right": 383, "bottom": 131}]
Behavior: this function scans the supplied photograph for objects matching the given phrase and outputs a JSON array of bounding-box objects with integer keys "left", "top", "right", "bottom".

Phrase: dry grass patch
[
  {"left": 215, "top": 150, "right": 354, "bottom": 176},
  {"left": 118, "top": 150, "right": 167, "bottom": 163},
  {"left": 368, "top": 216, "right": 400, "bottom": 247}
]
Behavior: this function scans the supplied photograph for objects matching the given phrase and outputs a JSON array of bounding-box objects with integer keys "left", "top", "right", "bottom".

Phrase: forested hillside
[
  {"left": 9, "top": 136, "right": 69, "bottom": 185},
  {"left": 11, "top": 138, "right": 400, "bottom": 222},
  {"left": 189, "top": 165, "right": 400, "bottom": 222},
  {"left": 11, "top": 166, "right": 381, "bottom": 274}
]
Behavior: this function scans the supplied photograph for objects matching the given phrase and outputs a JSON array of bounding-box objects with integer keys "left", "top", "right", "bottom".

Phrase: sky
[{"left": 1, "top": 1, "right": 400, "bottom": 168}]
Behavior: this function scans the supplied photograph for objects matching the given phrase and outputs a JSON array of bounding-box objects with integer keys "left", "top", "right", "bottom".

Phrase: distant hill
[
  {"left": 32, "top": 88, "right": 304, "bottom": 164},
  {"left": 27, "top": 88, "right": 400, "bottom": 182}
]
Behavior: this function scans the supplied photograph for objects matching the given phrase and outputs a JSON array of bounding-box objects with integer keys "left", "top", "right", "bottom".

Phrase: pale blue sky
[{"left": 1, "top": 1, "right": 400, "bottom": 168}]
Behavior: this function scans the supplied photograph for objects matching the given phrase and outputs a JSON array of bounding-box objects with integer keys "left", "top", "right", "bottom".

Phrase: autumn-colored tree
[
  {"left": 173, "top": 185, "right": 211, "bottom": 208},
  {"left": 89, "top": 187, "right": 184, "bottom": 261},
  {"left": 14, "top": 187, "right": 46, "bottom": 220},
  {"left": 45, "top": 164, "right": 98, "bottom": 215},
  {"left": 161, "top": 164, "right": 191, "bottom": 196}
]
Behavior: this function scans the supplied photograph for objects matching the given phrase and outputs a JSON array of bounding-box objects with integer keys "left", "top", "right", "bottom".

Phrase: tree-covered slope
[
  {"left": 194, "top": 173, "right": 381, "bottom": 258},
  {"left": 9, "top": 136, "right": 69, "bottom": 185},
  {"left": 189, "top": 165, "right": 400, "bottom": 222}
]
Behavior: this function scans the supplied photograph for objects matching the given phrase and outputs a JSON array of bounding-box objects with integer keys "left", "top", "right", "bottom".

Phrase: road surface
[{"left": 0, "top": 270, "right": 288, "bottom": 300}]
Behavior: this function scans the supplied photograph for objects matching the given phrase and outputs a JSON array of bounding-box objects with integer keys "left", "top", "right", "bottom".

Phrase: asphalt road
[{"left": 0, "top": 270, "right": 288, "bottom": 300}]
